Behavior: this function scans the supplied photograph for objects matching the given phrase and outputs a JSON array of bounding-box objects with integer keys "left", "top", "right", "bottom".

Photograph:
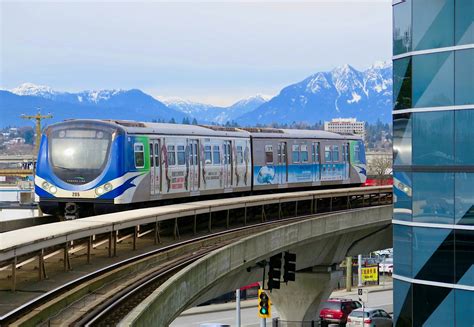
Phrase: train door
[
  {"left": 188, "top": 139, "right": 200, "bottom": 191},
  {"left": 343, "top": 143, "right": 350, "bottom": 179},
  {"left": 312, "top": 142, "right": 320, "bottom": 182},
  {"left": 149, "top": 139, "right": 161, "bottom": 195},
  {"left": 223, "top": 140, "right": 233, "bottom": 188},
  {"left": 277, "top": 141, "right": 288, "bottom": 184}
]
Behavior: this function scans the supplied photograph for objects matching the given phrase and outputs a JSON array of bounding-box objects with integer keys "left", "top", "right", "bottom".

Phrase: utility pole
[
  {"left": 21, "top": 110, "right": 52, "bottom": 217},
  {"left": 21, "top": 109, "right": 53, "bottom": 155}
]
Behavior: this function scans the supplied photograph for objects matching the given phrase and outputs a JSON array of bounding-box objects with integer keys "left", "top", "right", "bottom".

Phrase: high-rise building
[
  {"left": 324, "top": 118, "right": 365, "bottom": 138},
  {"left": 392, "top": 0, "right": 473, "bottom": 326}
]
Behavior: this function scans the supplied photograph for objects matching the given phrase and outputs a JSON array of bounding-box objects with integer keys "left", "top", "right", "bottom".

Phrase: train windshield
[{"left": 49, "top": 127, "right": 113, "bottom": 184}]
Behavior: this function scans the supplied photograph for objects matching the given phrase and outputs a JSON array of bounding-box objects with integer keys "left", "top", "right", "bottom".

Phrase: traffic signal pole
[{"left": 236, "top": 289, "right": 241, "bottom": 327}]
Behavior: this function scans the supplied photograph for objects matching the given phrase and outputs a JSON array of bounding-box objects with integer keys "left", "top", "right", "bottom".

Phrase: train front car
[{"left": 35, "top": 120, "right": 128, "bottom": 219}]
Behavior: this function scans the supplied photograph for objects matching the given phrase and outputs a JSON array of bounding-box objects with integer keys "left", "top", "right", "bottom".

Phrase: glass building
[{"left": 392, "top": 0, "right": 474, "bottom": 326}]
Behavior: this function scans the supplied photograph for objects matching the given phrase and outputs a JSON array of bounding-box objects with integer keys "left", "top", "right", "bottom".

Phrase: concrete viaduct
[{"left": 123, "top": 205, "right": 392, "bottom": 326}]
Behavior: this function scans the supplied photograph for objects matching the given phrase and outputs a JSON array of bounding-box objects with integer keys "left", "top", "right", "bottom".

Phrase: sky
[{"left": 0, "top": 0, "right": 392, "bottom": 106}]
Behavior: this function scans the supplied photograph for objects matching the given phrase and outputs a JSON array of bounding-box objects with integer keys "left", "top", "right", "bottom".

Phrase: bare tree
[{"left": 370, "top": 155, "right": 392, "bottom": 177}]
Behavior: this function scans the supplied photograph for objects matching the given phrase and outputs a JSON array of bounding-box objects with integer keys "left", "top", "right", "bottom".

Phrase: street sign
[
  {"left": 358, "top": 288, "right": 368, "bottom": 303},
  {"left": 361, "top": 266, "right": 379, "bottom": 282}
]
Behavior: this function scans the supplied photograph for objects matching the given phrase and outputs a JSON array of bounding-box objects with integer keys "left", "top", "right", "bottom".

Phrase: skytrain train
[{"left": 35, "top": 120, "right": 367, "bottom": 218}]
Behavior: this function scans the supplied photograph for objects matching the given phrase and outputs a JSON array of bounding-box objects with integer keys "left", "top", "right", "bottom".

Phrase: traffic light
[
  {"left": 268, "top": 253, "right": 282, "bottom": 290},
  {"left": 283, "top": 252, "right": 296, "bottom": 283},
  {"left": 258, "top": 289, "right": 271, "bottom": 318}
]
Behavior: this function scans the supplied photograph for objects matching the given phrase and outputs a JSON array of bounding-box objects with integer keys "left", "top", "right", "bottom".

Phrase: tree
[
  {"left": 370, "top": 154, "right": 392, "bottom": 177},
  {"left": 169, "top": 118, "right": 176, "bottom": 124},
  {"left": 191, "top": 118, "right": 198, "bottom": 125}
]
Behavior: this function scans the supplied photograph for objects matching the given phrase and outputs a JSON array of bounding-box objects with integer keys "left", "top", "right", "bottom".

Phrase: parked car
[
  {"left": 319, "top": 298, "right": 362, "bottom": 327},
  {"left": 347, "top": 308, "right": 392, "bottom": 327},
  {"left": 379, "top": 257, "right": 393, "bottom": 274}
]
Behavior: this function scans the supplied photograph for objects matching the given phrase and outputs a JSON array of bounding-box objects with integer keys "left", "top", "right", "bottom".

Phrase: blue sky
[{"left": 1, "top": 1, "right": 392, "bottom": 106}]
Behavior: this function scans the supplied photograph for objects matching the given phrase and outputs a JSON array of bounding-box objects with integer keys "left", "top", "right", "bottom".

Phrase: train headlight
[
  {"left": 49, "top": 186, "right": 57, "bottom": 194},
  {"left": 104, "top": 183, "right": 113, "bottom": 192},
  {"left": 42, "top": 182, "right": 49, "bottom": 189},
  {"left": 95, "top": 187, "right": 105, "bottom": 196}
]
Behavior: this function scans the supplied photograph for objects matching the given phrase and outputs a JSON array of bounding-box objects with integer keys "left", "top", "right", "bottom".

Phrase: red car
[{"left": 319, "top": 298, "right": 362, "bottom": 327}]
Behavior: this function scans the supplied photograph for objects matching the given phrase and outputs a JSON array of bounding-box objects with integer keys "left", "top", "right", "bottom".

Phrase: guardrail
[{"left": 0, "top": 185, "right": 392, "bottom": 291}]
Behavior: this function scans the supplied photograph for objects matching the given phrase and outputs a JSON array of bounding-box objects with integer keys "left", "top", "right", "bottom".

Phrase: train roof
[{"left": 53, "top": 119, "right": 362, "bottom": 140}]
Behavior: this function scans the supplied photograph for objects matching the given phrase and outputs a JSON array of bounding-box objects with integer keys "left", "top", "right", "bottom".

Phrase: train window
[
  {"left": 177, "top": 145, "right": 186, "bottom": 165},
  {"left": 224, "top": 143, "right": 231, "bottom": 164},
  {"left": 213, "top": 145, "right": 221, "bottom": 164},
  {"left": 354, "top": 144, "right": 360, "bottom": 161},
  {"left": 155, "top": 143, "right": 160, "bottom": 166},
  {"left": 149, "top": 144, "right": 154, "bottom": 167},
  {"left": 237, "top": 146, "right": 244, "bottom": 164},
  {"left": 325, "top": 146, "right": 332, "bottom": 162},
  {"left": 301, "top": 145, "right": 309, "bottom": 163},
  {"left": 134, "top": 143, "right": 145, "bottom": 168},
  {"left": 265, "top": 145, "right": 273, "bottom": 164},
  {"left": 292, "top": 145, "right": 300, "bottom": 163},
  {"left": 343, "top": 144, "right": 349, "bottom": 162},
  {"left": 333, "top": 145, "right": 340, "bottom": 162},
  {"left": 167, "top": 145, "right": 176, "bottom": 166},
  {"left": 205, "top": 145, "right": 212, "bottom": 164}
]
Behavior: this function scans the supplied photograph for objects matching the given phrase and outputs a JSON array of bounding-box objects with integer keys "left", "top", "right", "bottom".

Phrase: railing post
[
  {"left": 295, "top": 200, "right": 298, "bottom": 217},
  {"left": 11, "top": 256, "right": 17, "bottom": 292},
  {"left": 208, "top": 212, "right": 212, "bottom": 233},
  {"left": 244, "top": 206, "right": 247, "bottom": 226},
  {"left": 193, "top": 214, "right": 197, "bottom": 235},
  {"left": 174, "top": 218, "right": 180, "bottom": 240},
  {"left": 108, "top": 231, "right": 113, "bottom": 257},
  {"left": 133, "top": 226, "right": 138, "bottom": 250},
  {"left": 227, "top": 210, "right": 230, "bottom": 229},
  {"left": 113, "top": 231, "right": 118, "bottom": 257},
  {"left": 87, "top": 236, "right": 92, "bottom": 264},
  {"left": 155, "top": 221, "right": 161, "bottom": 244},
  {"left": 64, "top": 242, "right": 71, "bottom": 271},
  {"left": 38, "top": 249, "right": 46, "bottom": 280}
]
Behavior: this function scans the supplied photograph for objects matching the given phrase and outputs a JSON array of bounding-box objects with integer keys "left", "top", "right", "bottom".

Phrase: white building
[{"left": 324, "top": 118, "right": 365, "bottom": 138}]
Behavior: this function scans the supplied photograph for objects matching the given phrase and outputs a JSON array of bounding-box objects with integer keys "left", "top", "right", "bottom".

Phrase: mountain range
[{"left": 0, "top": 61, "right": 392, "bottom": 128}]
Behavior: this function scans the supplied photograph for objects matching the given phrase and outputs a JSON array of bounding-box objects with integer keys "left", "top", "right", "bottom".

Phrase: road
[{"left": 171, "top": 288, "right": 393, "bottom": 327}]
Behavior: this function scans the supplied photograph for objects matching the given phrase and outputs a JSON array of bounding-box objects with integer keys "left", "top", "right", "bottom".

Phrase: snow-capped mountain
[
  {"left": 1, "top": 85, "right": 186, "bottom": 127},
  {"left": 160, "top": 94, "right": 270, "bottom": 124},
  {"left": 236, "top": 62, "right": 392, "bottom": 125},
  {"left": 2, "top": 61, "right": 392, "bottom": 127}
]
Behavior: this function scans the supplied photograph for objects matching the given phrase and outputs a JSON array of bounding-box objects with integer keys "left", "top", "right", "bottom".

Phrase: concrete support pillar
[{"left": 268, "top": 268, "right": 342, "bottom": 322}]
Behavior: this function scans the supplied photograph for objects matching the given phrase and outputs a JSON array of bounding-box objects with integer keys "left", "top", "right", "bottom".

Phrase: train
[{"left": 35, "top": 120, "right": 367, "bottom": 219}]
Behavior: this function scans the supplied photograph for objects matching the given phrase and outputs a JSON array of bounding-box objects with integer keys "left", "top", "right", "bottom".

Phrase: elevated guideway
[{"left": 0, "top": 186, "right": 392, "bottom": 325}]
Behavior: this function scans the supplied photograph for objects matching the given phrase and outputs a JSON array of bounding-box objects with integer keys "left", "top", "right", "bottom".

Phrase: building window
[
  {"left": 292, "top": 145, "right": 300, "bottom": 163},
  {"left": 167, "top": 145, "right": 176, "bottom": 166},
  {"left": 394, "top": 224, "right": 412, "bottom": 278},
  {"left": 413, "top": 111, "right": 454, "bottom": 165},
  {"left": 394, "top": 171, "right": 412, "bottom": 222},
  {"left": 412, "top": 226, "right": 454, "bottom": 283},
  {"left": 204, "top": 145, "right": 212, "bottom": 164},
  {"left": 177, "top": 145, "right": 186, "bottom": 165},
  {"left": 455, "top": 173, "right": 474, "bottom": 225},
  {"left": 393, "top": 113, "right": 412, "bottom": 166},
  {"left": 393, "top": 58, "right": 412, "bottom": 110},
  {"left": 393, "top": 279, "right": 412, "bottom": 327},
  {"left": 213, "top": 145, "right": 220, "bottom": 165},
  {"left": 300, "top": 145, "right": 309, "bottom": 163},
  {"left": 455, "top": 290, "right": 474, "bottom": 327},
  {"left": 265, "top": 145, "right": 273, "bottom": 164},
  {"left": 412, "top": 0, "right": 454, "bottom": 51},
  {"left": 413, "top": 52, "right": 454, "bottom": 108},
  {"left": 324, "top": 145, "right": 332, "bottom": 162},
  {"left": 455, "top": 0, "right": 474, "bottom": 45},
  {"left": 412, "top": 284, "right": 454, "bottom": 326},
  {"left": 413, "top": 172, "right": 454, "bottom": 224},
  {"left": 134, "top": 143, "right": 145, "bottom": 168},
  {"left": 455, "top": 49, "right": 474, "bottom": 106},
  {"left": 455, "top": 229, "right": 474, "bottom": 285},
  {"left": 393, "top": 0, "right": 412, "bottom": 55}
]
